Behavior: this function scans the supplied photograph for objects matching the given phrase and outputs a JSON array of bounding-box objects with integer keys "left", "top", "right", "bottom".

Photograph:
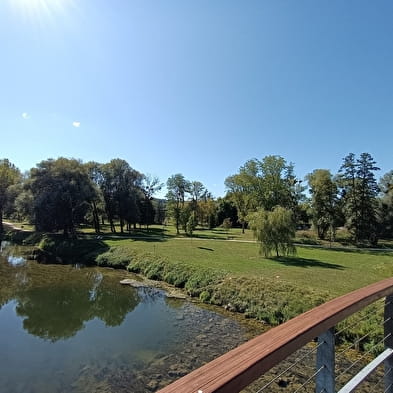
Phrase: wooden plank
[{"left": 157, "top": 277, "right": 393, "bottom": 393}]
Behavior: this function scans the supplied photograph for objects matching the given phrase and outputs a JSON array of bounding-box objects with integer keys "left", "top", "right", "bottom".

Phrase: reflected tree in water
[{"left": 14, "top": 275, "right": 140, "bottom": 341}]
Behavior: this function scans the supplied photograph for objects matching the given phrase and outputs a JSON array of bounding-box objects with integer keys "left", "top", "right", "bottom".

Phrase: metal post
[
  {"left": 316, "top": 328, "right": 335, "bottom": 393},
  {"left": 385, "top": 295, "right": 393, "bottom": 393}
]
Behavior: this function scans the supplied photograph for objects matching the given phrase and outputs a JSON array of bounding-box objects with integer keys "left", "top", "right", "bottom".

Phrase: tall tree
[
  {"left": 98, "top": 159, "right": 143, "bottom": 233},
  {"left": 225, "top": 155, "right": 303, "bottom": 232},
  {"left": 0, "top": 159, "right": 21, "bottom": 232},
  {"left": 306, "top": 169, "right": 339, "bottom": 240},
  {"left": 224, "top": 174, "right": 253, "bottom": 233},
  {"left": 339, "top": 153, "right": 380, "bottom": 244},
  {"left": 29, "top": 158, "right": 97, "bottom": 237},
  {"left": 140, "top": 175, "right": 163, "bottom": 229},
  {"left": 166, "top": 174, "right": 190, "bottom": 234}
]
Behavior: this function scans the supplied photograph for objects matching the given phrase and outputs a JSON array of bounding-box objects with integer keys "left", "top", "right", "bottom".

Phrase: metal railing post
[
  {"left": 316, "top": 328, "right": 335, "bottom": 393},
  {"left": 385, "top": 295, "right": 393, "bottom": 393}
]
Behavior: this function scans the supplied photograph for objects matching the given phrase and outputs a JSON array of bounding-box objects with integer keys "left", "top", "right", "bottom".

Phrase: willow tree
[{"left": 248, "top": 206, "right": 296, "bottom": 258}]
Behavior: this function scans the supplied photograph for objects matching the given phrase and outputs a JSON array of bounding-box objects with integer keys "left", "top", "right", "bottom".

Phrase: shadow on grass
[
  {"left": 197, "top": 247, "right": 214, "bottom": 251},
  {"left": 80, "top": 227, "right": 175, "bottom": 243},
  {"left": 274, "top": 256, "right": 345, "bottom": 270}
]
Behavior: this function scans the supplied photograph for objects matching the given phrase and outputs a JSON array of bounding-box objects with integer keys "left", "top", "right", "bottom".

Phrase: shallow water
[{"left": 0, "top": 241, "right": 259, "bottom": 393}]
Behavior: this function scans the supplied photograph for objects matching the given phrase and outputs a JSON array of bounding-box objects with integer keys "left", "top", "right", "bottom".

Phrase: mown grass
[{"left": 102, "top": 237, "right": 393, "bottom": 297}]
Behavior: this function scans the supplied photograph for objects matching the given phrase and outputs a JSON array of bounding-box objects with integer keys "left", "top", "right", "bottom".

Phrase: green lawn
[
  {"left": 5, "top": 220, "right": 393, "bottom": 298},
  {"left": 103, "top": 235, "right": 393, "bottom": 297}
]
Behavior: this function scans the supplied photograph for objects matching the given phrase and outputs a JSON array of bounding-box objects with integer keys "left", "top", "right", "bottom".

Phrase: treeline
[
  {"left": 0, "top": 152, "right": 392, "bottom": 245},
  {"left": 0, "top": 158, "right": 165, "bottom": 237}
]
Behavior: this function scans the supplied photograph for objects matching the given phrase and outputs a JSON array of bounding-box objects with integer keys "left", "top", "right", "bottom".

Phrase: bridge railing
[{"left": 157, "top": 277, "right": 393, "bottom": 393}]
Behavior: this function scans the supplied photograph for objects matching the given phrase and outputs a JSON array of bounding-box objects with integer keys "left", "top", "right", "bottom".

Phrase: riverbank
[{"left": 3, "top": 222, "right": 393, "bottom": 348}]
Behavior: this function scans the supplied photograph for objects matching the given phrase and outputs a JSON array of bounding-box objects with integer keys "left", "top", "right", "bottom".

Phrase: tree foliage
[
  {"left": 307, "top": 169, "right": 339, "bottom": 240},
  {"left": 339, "top": 153, "right": 380, "bottom": 244},
  {"left": 0, "top": 159, "right": 21, "bottom": 232},
  {"left": 29, "top": 158, "right": 96, "bottom": 237},
  {"left": 248, "top": 206, "right": 296, "bottom": 258}
]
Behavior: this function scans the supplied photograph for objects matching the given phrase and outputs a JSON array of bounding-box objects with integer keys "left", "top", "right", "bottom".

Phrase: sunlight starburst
[{"left": 10, "top": 0, "right": 74, "bottom": 23}]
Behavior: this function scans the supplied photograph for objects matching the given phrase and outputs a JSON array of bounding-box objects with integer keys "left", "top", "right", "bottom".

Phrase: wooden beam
[{"left": 158, "top": 277, "right": 393, "bottom": 393}]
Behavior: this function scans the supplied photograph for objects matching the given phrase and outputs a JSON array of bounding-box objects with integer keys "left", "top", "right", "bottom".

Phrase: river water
[{"left": 0, "top": 241, "right": 261, "bottom": 393}]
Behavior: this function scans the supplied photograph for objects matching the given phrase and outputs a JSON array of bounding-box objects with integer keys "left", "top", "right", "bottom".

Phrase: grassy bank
[{"left": 3, "top": 222, "right": 393, "bottom": 349}]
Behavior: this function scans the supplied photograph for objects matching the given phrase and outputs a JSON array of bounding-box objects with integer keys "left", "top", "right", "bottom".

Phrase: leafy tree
[
  {"left": 216, "top": 197, "right": 238, "bottom": 228},
  {"left": 189, "top": 180, "right": 206, "bottom": 223},
  {"left": 29, "top": 158, "right": 97, "bottom": 237},
  {"left": 0, "top": 159, "right": 21, "bottom": 232},
  {"left": 199, "top": 194, "right": 217, "bottom": 228},
  {"left": 85, "top": 161, "right": 106, "bottom": 233},
  {"left": 225, "top": 155, "right": 303, "bottom": 232},
  {"left": 166, "top": 174, "right": 190, "bottom": 234},
  {"left": 140, "top": 175, "right": 163, "bottom": 229},
  {"left": 339, "top": 153, "right": 380, "bottom": 244},
  {"left": 98, "top": 159, "right": 143, "bottom": 233},
  {"left": 248, "top": 206, "right": 296, "bottom": 258},
  {"left": 224, "top": 174, "right": 253, "bottom": 233},
  {"left": 306, "top": 169, "right": 339, "bottom": 240}
]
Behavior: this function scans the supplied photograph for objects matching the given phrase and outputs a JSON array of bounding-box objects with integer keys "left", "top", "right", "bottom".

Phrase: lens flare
[{"left": 10, "top": 0, "right": 74, "bottom": 22}]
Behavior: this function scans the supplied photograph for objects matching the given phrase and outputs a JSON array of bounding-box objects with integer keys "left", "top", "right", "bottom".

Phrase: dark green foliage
[
  {"left": 166, "top": 173, "right": 190, "bottom": 234},
  {"left": 39, "top": 235, "right": 109, "bottom": 264},
  {"left": 98, "top": 159, "right": 144, "bottom": 233},
  {"left": 339, "top": 153, "right": 380, "bottom": 245},
  {"left": 29, "top": 158, "right": 97, "bottom": 237},
  {"left": 0, "top": 159, "right": 21, "bottom": 233}
]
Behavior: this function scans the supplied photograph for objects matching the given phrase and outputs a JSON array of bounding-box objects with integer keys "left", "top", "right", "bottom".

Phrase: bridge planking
[{"left": 157, "top": 277, "right": 393, "bottom": 393}]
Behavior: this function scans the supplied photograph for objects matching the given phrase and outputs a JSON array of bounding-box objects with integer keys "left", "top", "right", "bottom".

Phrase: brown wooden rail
[{"left": 157, "top": 277, "right": 393, "bottom": 393}]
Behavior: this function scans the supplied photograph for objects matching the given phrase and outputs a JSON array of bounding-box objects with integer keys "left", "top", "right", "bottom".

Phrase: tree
[
  {"left": 98, "top": 159, "right": 143, "bottom": 233},
  {"left": 140, "top": 175, "right": 163, "bottom": 229},
  {"left": 85, "top": 161, "right": 105, "bottom": 233},
  {"left": 306, "top": 169, "right": 339, "bottom": 240},
  {"left": 339, "top": 153, "right": 380, "bottom": 244},
  {"left": 248, "top": 206, "right": 296, "bottom": 258},
  {"left": 225, "top": 155, "right": 303, "bottom": 232},
  {"left": 189, "top": 181, "right": 206, "bottom": 224},
  {"left": 29, "top": 158, "right": 97, "bottom": 237},
  {"left": 0, "top": 159, "right": 21, "bottom": 233},
  {"left": 224, "top": 174, "right": 253, "bottom": 233},
  {"left": 166, "top": 174, "right": 190, "bottom": 234}
]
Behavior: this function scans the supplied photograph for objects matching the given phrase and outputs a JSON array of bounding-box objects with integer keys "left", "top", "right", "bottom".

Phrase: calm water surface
[{"left": 0, "top": 241, "right": 260, "bottom": 393}]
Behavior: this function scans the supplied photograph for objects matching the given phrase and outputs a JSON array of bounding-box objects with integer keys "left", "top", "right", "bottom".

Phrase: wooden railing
[{"left": 158, "top": 277, "right": 393, "bottom": 393}]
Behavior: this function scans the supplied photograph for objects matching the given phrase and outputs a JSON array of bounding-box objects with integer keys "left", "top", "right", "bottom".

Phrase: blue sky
[{"left": 1, "top": 0, "right": 393, "bottom": 197}]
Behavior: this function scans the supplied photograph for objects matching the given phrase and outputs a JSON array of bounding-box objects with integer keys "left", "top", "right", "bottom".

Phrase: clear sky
[{"left": 1, "top": 0, "right": 393, "bottom": 197}]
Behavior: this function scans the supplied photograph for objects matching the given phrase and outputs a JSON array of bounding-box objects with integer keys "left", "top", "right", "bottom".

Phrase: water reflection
[
  {"left": 15, "top": 278, "right": 139, "bottom": 341},
  {"left": 0, "top": 243, "right": 140, "bottom": 340},
  {"left": 0, "top": 242, "right": 258, "bottom": 393}
]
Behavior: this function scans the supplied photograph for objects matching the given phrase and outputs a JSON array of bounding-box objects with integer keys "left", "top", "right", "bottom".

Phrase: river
[{"left": 0, "top": 241, "right": 262, "bottom": 393}]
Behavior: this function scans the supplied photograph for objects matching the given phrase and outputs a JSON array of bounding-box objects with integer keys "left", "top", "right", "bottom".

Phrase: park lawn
[{"left": 103, "top": 236, "right": 393, "bottom": 298}]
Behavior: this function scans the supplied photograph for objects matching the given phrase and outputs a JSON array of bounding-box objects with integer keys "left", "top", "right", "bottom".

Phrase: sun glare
[{"left": 10, "top": 0, "right": 74, "bottom": 22}]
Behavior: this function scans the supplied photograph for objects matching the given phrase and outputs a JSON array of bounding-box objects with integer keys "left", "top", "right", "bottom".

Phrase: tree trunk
[
  {"left": 92, "top": 201, "right": 100, "bottom": 233},
  {"left": 0, "top": 209, "right": 3, "bottom": 233},
  {"left": 241, "top": 221, "right": 245, "bottom": 234}
]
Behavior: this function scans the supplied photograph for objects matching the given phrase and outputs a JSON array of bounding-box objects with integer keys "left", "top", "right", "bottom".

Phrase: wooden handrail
[{"left": 158, "top": 277, "right": 393, "bottom": 393}]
